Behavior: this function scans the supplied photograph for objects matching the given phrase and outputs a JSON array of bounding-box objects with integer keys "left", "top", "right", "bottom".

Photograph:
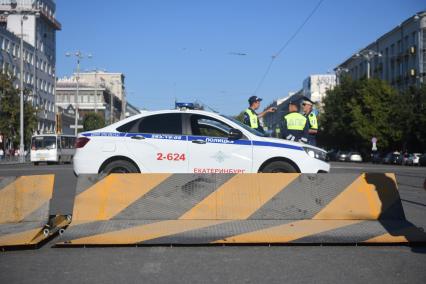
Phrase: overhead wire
[{"left": 252, "top": 0, "right": 326, "bottom": 95}]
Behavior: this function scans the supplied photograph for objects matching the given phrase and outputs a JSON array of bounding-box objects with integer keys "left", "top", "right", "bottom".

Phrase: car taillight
[{"left": 75, "top": 137, "right": 90, "bottom": 148}]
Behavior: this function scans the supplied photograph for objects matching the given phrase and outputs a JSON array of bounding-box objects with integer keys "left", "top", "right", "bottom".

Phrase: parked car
[
  {"left": 371, "top": 152, "right": 384, "bottom": 164},
  {"left": 326, "top": 149, "right": 339, "bottom": 161},
  {"left": 406, "top": 153, "right": 422, "bottom": 166},
  {"left": 346, "top": 152, "right": 363, "bottom": 162},
  {"left": 382, "top": 152, "right": 400, "bottom": 164},
  {"left": 397, "top": 152, "right": 410, "bottom": 165},
  {"left": 336, "top": 151, "right": 349, "bottom": 162},
  {"left": 419, "top": 153, "right": 426, "bottom": 167}
]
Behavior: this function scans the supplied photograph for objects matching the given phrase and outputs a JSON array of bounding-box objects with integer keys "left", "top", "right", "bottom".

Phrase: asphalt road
[{"left": 0, "top": 162, "right": 425, "bottom": 284}]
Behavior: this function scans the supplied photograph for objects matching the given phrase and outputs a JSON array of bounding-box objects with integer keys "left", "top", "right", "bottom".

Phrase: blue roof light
[{"left": 175, "top": 102, "right": 195, "bottom": 109}]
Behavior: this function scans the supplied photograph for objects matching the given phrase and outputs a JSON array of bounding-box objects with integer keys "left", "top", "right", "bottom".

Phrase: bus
[{"left": 31, "top": 134, "right": 76, "bottom": 165}]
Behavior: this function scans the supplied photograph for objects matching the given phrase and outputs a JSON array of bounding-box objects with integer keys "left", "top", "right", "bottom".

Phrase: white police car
[{"left": 73, "top": 107, "right": 330, "bottom": 175}]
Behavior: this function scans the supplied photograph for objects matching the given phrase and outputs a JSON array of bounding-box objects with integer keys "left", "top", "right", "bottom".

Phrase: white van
[{"left": 31, "top": 134, "right": 76, "bottom": 165}]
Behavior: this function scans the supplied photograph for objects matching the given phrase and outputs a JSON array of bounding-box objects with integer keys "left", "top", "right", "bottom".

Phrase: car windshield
[
  {"left": 222, "top": 115, "right": 266, "bottom": 137},
  {"left": 31, "top": 136, "right": 56, "bottom": 150}
]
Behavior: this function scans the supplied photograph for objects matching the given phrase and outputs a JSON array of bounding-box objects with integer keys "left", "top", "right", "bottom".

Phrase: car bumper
[
  {"left": 73, "top": 154, "right": 101, "bottom": 175},
  {"left": 299, "top": 158, "right": 330, "bottom": 173}
]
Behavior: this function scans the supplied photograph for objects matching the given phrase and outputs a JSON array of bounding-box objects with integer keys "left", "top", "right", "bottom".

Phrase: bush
[{"left": 83, "top": 112, "right": 105, "bottom": 131}]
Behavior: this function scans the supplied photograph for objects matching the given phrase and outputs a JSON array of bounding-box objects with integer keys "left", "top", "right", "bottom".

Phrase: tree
[
  {"left": 0, "top": 73, "right": 37, "bottom": 149},
  {"left": 398, "top": 84, "right": 426, "bottom": 152},
  {"left": 319, "top": 77, "right": 405, "bottom": 154},
  {"left": 234, "top": 110, "right": 246, "bottom": 123},
  {"left": 83, "top": 112, "right": 105, "bottom": 131}
]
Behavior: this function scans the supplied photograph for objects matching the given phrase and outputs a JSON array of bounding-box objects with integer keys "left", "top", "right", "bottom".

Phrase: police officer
[
  {"left": 282, "top": 101, "right": 308, "bottom": 143},
  {"left": 244, "top": 96, "right": 276, "bottom": 133},
  {"left": 302, "top": 99, "right": 318, "bottom": 146}
]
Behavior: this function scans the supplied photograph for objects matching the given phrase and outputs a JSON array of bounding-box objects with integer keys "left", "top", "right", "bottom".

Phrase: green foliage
[
  {"left": 234, "top": 111, "right": 246, "bottom": 123},
  {"left": 0, "top": 73, "right": 37, "bottom": 148},
  {"left": 83, "top": 112, "right": 105, "bottom": 131},
  {"left": 319, "top": 77, "right": 426, "bottom": 153}
]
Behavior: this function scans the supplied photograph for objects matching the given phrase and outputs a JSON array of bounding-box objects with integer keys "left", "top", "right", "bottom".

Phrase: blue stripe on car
[
  {"left": 82, "top": 132, "right": 302, "bottom": 150},
  {"left": 252, "top": 141, "right": 303, "bottom": 151}
]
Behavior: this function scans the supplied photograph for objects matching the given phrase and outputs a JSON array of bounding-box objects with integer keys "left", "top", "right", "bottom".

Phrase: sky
[{"left": 56, "top": 0, "right": 425, "bottom": 115}]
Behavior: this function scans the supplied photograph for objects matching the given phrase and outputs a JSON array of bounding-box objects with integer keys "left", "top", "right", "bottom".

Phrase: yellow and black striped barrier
[
  {"left": 57, "top": 173, "right": 426, "bottom": 246},
  {"left": 0, "top": 175, "right": 60, "bottom": 248}
]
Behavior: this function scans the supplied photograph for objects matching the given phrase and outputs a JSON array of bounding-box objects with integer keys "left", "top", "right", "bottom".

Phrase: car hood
[{"left": 254, "top": 136, "right": 326, "bottom": 152}]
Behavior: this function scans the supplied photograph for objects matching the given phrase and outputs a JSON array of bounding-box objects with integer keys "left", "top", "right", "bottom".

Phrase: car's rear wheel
[
  {"left": 101, "top": 160, "right": 139, "bottom": 175},
  {"left": 261, "top": 161, "right": 298, "bottom": 173}
]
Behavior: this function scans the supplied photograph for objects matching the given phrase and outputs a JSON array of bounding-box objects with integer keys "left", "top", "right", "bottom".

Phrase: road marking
[{"left": 0, "top": 167, "right": 72, "bottom": 172}]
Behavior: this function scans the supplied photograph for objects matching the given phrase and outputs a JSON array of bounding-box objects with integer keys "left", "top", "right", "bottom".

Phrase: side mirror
[{"left": 228, "top": 128, "right": 243, "bottom": 140}]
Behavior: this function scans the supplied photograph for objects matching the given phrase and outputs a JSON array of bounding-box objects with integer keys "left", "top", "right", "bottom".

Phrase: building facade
[
  {"left": 0, "top": 0, "right": 60, "bottom": 133},
  {"left": 78, "top": 72, "right": 126, "bottom": 120},
  {"left": 125, "top": 101, "right": 140, "bottom": 118},
  {"left": 302, "top": 74, "right": 336, "bottom": 105},
  {"left": 56, "top": 77, "right": 122, "bottom": 128},
  {"left": 335, "top": 11, "right": 426, "bottom": 90}
]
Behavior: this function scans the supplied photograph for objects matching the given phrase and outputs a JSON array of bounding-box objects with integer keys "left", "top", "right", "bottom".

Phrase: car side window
[
  {"left": 139, "top": 114, "right": 182, "bottom": 134},
  {"left": 116, "top": 118, "right": 140, "bottom": 133},
  {"left": 190, "top": 115, "right": 231, "bottom": 137},
  {"left": 117, "top": 114, "right": 183, "bottom": 135}
]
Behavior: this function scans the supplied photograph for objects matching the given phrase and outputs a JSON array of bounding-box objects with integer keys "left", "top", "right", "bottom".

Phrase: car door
[
  {"left": 185, "top": 114, "right": 252, "bottom": 174},
  {"left": 123, "top": 113, "right": 188, "bottom": 173}
]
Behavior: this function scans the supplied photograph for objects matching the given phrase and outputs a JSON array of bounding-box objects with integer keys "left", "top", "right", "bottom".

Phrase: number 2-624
[{"left": 156, "top": 153, "right": 186, "bottom": 161}]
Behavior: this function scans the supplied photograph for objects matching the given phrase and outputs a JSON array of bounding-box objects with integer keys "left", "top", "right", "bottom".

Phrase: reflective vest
[
  {"left": 245, "top": 109, "right": 259, "bottom": 129},
  {"left": 307, "top": 112, "right": 318, "bottom": 130},
  {"left": 284, "top": 112, "right": 307, "bottom": 131}
]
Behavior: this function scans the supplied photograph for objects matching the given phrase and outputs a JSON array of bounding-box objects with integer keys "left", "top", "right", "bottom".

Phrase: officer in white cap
[{"left": 302, "top": 99, "right": 318, "bottom": 146}]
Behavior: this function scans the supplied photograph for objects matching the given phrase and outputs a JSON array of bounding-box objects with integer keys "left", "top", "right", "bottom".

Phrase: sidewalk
[{"left": 0, "top": 157, "right": 31, "bottom": 165}]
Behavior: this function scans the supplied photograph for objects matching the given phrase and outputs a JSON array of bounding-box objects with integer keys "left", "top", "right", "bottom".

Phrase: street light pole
[
  {"left": 66, "top": 51, "right": 92, "bottom": 136},
  {"left": 75, "top": 56, "right": 80, "bottom": 136},
  {"left": 19, "top": 15, "right": 26, "bottom": 162},
  {"left": 110, "top": 88, "right": 113, "bottom": 124},
  {"left": 90, "top": 68, "right": 106, "bottom": 113},
  {"left": 355, "top": 50, "right": 382, "bottom": 79},
  {"left": 1, "top": 4, "right": 40, "bottom": 163},
  {"left": 94, "top": 71, "right": 98, "bottom": 113}
]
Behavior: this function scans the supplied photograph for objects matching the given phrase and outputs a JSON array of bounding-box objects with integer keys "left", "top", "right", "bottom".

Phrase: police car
[{"left": 73, "top": 105, "right": 329, "bottom": 175}]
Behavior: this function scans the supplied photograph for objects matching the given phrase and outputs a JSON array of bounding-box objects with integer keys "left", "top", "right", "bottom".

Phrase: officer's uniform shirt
[
  {"left": 244, "top": 108, "right": 264, "bottom": 133},
  {"left": 282, "top": 111, "right": 308, "bottom": 142},
  {"left": 305, "top": 111, "right": 318, "bottom": 146}
]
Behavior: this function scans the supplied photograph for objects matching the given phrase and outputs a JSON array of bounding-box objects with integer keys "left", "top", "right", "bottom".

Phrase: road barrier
[
  {"left": 0, "top": 175, "right": 67, "bottom": 248},
  {"left": 57, "top": 173, "right": 426, "bottom": 246}
]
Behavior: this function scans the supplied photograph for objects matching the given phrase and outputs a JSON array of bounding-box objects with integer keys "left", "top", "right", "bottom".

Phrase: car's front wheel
[
  {"left": 261, "top": 161, "right": 298, "bottom": 173},
  {"left": 101, "top": 160, "right": 139, "bottom": 175}
]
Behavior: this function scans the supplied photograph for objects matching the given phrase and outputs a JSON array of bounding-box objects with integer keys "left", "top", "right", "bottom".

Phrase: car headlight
[{"left": 303, "top": 147, "right": 327, "bottom": 161}]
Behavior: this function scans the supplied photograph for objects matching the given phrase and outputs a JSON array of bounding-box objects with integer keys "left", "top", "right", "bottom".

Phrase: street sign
[{"left": 70, "top": 125, "right": 83, "bottom": 129}]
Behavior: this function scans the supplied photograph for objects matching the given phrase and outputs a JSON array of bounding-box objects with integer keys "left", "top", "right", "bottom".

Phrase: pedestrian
[
  {"left": 282, "top": 101, "right": 308, "bottom": 143},
  {"left": 302, "top": 99, "right": 318, "bottom": 146},
  {"left": 244, "top": 96, "right": 276, "bottom": 133},
  {"left": 0, "top": 148, "right": 3, "bottom": 161}
]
